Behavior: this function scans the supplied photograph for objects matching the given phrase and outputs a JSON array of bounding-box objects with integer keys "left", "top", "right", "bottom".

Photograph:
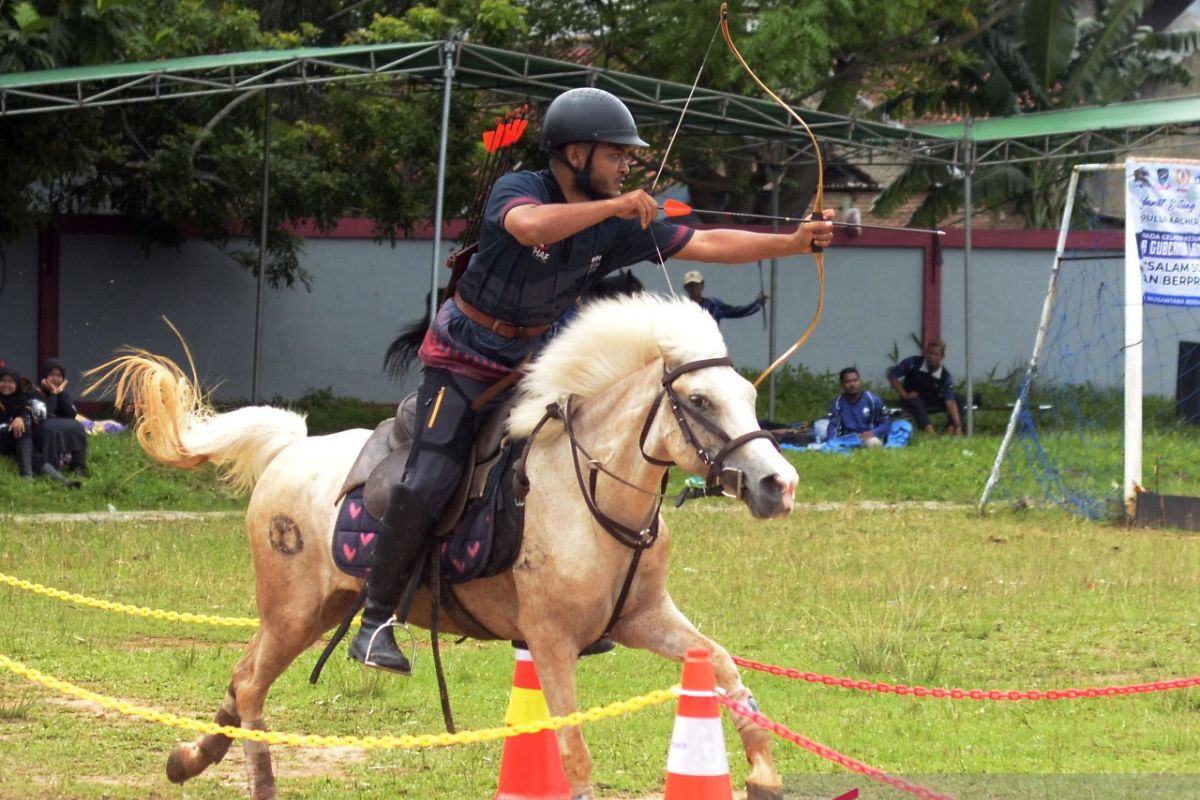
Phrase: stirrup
[{"left": 354, "top": 616, "right": 415, "bottom": 676}]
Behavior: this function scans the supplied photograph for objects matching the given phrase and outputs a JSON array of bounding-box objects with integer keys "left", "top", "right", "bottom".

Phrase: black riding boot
[
  {"left": 348, "top": 485, "right": 434, "bottom": 675},
  {"left": 71, "top": 450, "right": 89, "bottom": 477}
]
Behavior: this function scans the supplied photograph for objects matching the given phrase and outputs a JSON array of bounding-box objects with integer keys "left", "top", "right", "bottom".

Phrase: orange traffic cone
[
  {"left": 494, "top": 647, "right": 572, "bottom": 800},
  {"left": 663, "top": 647, "right": 733, "bottom": 800}
]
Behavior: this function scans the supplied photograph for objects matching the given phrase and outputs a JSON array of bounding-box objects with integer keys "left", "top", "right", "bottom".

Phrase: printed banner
[{"left": 1128, "top": 160, "right": 1200, "bottom": 307}]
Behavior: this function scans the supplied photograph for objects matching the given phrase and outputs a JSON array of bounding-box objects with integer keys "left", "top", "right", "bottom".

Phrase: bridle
[
  {"left": 519, "top": 355, "right": 778, "bottom": 551},
  {"left": 513, "top": 354, "right": 779, "bottom": 647},
  {"left": 636, "top": 356, "right": 778, "bottom": 502}
]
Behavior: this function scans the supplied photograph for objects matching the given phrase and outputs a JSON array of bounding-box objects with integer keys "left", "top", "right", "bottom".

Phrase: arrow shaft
[{"left": 663, "top": 205, "right": 944, "bottom": 236}]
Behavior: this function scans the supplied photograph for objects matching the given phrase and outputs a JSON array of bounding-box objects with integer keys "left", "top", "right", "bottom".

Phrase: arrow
[{"left": 660, "top": 198, "right": 945, "bottom": 236}]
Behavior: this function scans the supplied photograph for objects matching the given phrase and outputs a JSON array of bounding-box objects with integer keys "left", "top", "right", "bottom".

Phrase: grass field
[{"left": 2, "top": 495, "right": 1200, "bottom": 798}]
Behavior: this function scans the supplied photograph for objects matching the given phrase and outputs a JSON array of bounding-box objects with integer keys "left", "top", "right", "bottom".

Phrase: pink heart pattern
[
  {"left": 348, "top": 502, "right": 361, "bottom": 521},
  {"left": 342, "top": 543, "right": 357, "bottom": 561},
  {"left": 359, "top": 532, "right": 375, "bottom": 546}
]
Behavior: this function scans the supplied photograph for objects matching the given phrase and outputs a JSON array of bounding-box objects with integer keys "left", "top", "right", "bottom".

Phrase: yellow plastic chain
[
  {"left": 0, "top": 653, "right": 677, "bottom": 749},
  {"left": 0, "top": 571, "right": 260, "bottom": 629}
]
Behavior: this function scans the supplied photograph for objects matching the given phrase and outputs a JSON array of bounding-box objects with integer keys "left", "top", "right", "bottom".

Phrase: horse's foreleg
[
  {"left": 525, "top": 639, "right": 594, "bottom": 800},
  {"left": 613, "top": 599, "right": 783, "bottom": 800},
  {"left": 166, "top": 683, "right": 240, "bottom": 783}
]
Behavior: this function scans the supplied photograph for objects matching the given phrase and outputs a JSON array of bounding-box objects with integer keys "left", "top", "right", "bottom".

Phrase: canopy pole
[
  {"left": 430, "top": 40, "right": 456, "bottom": 323},
  {"left": 962, "top": 119, "right": 974, "bottom": 437},
  {"left": 252, "top": 89, "right": 270, "bottom": 404}
]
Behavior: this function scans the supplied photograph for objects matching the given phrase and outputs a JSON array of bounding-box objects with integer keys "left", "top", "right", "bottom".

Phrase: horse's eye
[{"left": 689, "top": 393, "right": 709, "bottom": 409}]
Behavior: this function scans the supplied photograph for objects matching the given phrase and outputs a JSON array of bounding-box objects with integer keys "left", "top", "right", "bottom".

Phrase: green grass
[
  {"left": 2, "top": 508, "right": 1200, "bottom": 798},
  {"left": 0, "top": 434, "right": 245, "bottom": 515}
]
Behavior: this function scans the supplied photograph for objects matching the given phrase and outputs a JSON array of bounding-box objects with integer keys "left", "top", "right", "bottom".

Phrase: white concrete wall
[{"left": 23, "top": 226, "right": 1187, "bottom": 403}]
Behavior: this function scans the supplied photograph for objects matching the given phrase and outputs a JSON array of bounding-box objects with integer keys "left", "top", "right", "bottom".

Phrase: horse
[
  {"left": 383, "top": 269, "right": 645, "bottom": 379},
  {"left": 93, "top": 294, "right": 797, "bottom": 800}
]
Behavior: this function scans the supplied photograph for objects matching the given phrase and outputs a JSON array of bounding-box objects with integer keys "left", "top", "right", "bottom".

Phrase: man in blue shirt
[
  {"left": 826, "top": 367, "right": 891, "bottom": 446},
  {"left": 887, "top": 338, "right": 963, "bottom": 435},
  {"left": 682, "top": 269, "right": 767, "bottom": 324},
  {"left": 348, "top": 87, "right": 836, "bottom": 674}
]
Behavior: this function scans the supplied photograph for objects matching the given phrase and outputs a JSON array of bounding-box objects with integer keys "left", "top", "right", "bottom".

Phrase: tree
[
  {"left": 0, "top": 0, "right": 526, "bottom": 287},
  {"left": 518, "top": 0, "right": 1021, "bottom": 219},
  {"left": 872, "top": 0, "right": 1200, "bottom": 228}
]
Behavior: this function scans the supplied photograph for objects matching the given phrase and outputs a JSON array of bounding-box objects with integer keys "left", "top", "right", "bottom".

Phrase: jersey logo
[
  {"left": 532, "top": 244, "right": 550, "bottom": 263},
  {"left": 588, "top": 254, "right": 603, "bottom": 273}
]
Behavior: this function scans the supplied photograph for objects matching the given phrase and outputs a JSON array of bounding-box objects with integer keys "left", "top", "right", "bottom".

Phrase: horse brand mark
[{"left": 269, "top": 515, "right": 304, "bottom": 555}]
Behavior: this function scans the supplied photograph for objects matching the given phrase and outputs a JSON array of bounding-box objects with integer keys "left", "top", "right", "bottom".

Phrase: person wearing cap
[
  {"left": 348, "top": 87, "right": 835, "bottom": 675},
  {"left": 682, "top": 269, "right": 768, "bottom": 325}
]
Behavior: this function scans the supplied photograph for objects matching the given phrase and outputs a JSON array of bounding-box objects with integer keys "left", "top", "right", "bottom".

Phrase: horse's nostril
[{"left": 760, "top": 474, "right": 787, "bottom": 495}]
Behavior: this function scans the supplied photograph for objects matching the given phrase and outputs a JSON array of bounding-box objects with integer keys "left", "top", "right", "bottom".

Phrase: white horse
[{"left": 93, "top": 294, "right": 798, "bottom": 799}]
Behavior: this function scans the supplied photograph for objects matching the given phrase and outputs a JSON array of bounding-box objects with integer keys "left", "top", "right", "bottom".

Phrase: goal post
[{"left": 981, "top": 158, "right": 1200, "bottom": 519}]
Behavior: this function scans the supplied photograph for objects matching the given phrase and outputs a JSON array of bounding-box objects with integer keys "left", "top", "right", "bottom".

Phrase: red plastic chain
[
  {"left": 732, "top": 656, "right": 1200, "bottom": 700},
  {"left": 718, "top": 695, "right": 955, "bottom": 800}
]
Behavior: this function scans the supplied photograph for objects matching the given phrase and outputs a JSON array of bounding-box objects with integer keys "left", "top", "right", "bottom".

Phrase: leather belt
[{"left": 454, "top": 292, "right": 551, "bottom": 340}]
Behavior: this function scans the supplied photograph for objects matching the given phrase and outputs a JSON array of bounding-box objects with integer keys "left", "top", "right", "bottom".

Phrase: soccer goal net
[{"left": 981, "top": 159, "right": 1200, "bottom": 520}]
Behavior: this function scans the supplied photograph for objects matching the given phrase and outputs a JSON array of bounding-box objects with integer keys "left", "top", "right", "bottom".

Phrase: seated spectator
[
  {"left": 887, "top": 338, "right": 964, "bottom": 435},
  {"left": 824, "top": 367, "right": 891, "bottom": 447},
  {"left": 683, "top": 270, "right": 767, "bottom": 325},
  {"left": 0, "top": 366, "right": 35, "bottom": 479},
  {"left": 34, "top": 358, "right": 89, "bottom": 478}
]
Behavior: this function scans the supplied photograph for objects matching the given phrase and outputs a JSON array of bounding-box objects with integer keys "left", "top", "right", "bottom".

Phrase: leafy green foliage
[
  {"left": 0, "top": 0, "right": 521, "bottom": 287},
  {"left": 874, "top": 0, "right": 1200, "bottom": 228}
]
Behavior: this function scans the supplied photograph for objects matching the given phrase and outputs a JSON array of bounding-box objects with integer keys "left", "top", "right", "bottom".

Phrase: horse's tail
[
  {"left": 383, "top": 311, "right": 430, "bottom": 380},
  {"left": 86, "top": 346, "right": 307, "bottom": 495}
]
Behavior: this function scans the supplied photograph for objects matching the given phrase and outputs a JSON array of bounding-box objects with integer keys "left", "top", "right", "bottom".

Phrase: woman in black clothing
[
  {"left": 0, "top": 366, "right": 35, "bottom": 479},
  {"left": 34, "top": 358, "right": 89, "bottom": 479}
]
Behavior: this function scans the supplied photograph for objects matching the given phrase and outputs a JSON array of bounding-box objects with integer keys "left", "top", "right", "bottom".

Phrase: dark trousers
[
  {"left": 900, "top": 395, "right": 965, "bottom": 431},
  {"left": 398, "top": 367, "right": 509, "bottom": 521},
  {"left": 0, "top": 428, "right": 34, "bottom": 477}
]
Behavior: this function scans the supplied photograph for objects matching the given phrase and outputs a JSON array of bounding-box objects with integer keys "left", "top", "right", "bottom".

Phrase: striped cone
[
  {"left": 494, "top": 647, "right": 571, "bottom": 800},
  {"left": 663, "top": 647, "right": 733, "bottom": 800}
]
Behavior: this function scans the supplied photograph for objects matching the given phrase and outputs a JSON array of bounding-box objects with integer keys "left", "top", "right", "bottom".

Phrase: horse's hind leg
[
  {"left": 614, "top": 600, "right": 784, "bottom": 800},
  {"left": 166, "top": 683, "right": 240, "bottom": 783}
]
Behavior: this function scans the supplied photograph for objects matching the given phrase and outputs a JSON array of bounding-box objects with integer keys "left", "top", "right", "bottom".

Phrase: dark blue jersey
[
  {"left": 455, "top": 170, "right": 693, "bottom": 327},
  {"left": 887, "top": 355, "right": 956, "bottom": 402},
  {"left": 827, "top": 390, "right": 891, "bottom": 439},
  {"left": 421, "top": 170, "right": 694, "bottom": 381}
]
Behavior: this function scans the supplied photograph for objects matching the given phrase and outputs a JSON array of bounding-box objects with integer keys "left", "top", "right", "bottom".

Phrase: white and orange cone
[
  {"left": 494, "top": 647, "right": 572, "bottom": 800},
  {"left": 663, "top": 647, "right": 733, "bottom": 800}
]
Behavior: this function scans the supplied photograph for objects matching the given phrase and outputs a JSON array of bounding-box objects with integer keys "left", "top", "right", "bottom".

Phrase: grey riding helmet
[{"left": 540, "top": 88, "right": 649, "bottom": 151}]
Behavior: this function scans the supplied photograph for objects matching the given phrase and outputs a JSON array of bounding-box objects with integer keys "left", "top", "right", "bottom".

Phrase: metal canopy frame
[{"left": 8, "top": 39, "right": 1200, "bottom": 422}]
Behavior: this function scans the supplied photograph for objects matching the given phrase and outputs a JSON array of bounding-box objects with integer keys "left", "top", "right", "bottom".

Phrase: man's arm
[
  {"left": 674, "top": 210, "right": 834, "bottom": 263},
  {"left": 887, "top": 359, "right": 917, "bottom": 401},
  {"left": 711, "top": 297, "right": 764, "bottom": 320},
  {"left": 504, "top": 191, "right": 658, "bottom": 246},
  {"left": 942, "top": 372, "right": 963, "bottom": 432}
]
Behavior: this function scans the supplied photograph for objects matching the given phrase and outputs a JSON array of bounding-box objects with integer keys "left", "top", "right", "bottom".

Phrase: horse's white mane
[{"left": 507, "top": 293, "right": 727, "bottom": 437}]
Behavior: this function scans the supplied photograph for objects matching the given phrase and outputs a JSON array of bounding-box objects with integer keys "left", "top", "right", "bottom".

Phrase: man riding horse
[{"left": 349, "top": 87, "right": 836, "bottom": 674}]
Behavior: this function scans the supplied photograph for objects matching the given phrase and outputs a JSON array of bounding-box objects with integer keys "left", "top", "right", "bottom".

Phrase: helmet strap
[{"left": 553, "top": 142, "right": 607, "bottom": 201}]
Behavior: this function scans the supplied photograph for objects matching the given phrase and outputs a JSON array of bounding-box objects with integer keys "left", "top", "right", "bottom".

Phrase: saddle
[
  {"left": 337, "top": 391, "right": 512, "bottom": 533},
  {"left": 333, "top": 393, "right": 525, "bottom": 592}
]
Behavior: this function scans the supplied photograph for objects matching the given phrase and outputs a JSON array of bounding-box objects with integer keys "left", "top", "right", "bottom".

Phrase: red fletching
[
  {"left": 482, "top": 130, "right": 496, "bottom": 152},
  {"left": 504, "top": 118, "right": 528, "bottom": 146},
  {"left": 662, "top": 198, "right": 693, "bottom": 217}
]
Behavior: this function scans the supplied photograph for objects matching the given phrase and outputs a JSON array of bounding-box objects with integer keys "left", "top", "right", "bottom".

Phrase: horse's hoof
[
  {"left": 166, "top": 745, "right": 198, "bottom": 784},
  {"left": 746, "top": 780, "right": 785, "bottom": 800}
]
